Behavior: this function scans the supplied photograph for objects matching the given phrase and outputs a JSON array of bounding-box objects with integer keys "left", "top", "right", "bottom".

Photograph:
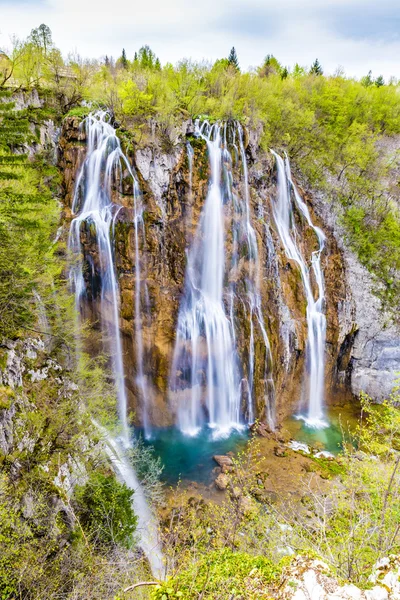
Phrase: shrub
[{"left": 73, "top": 472, "right": 137, "bottom": 549}]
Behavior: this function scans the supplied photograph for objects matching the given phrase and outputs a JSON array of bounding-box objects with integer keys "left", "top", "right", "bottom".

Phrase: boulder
[
  {"left": 213, "top": 455, "right": 235, "bottom": 473},
  {"left": 215, "top": 473, "right": 230, "bottom": 491},
  {"left": 250, "top": 421, "right": 272, "bottom": 437}
]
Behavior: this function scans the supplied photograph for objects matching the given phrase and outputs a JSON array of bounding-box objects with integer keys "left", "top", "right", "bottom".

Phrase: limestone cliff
[{"left": 58, "top": 116, "right": 400, "bottom": 428}]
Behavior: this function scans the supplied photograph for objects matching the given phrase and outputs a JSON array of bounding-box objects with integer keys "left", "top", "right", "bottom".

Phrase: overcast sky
[{"left": 0, "top": 0, "right": 399, "bottom": 79}]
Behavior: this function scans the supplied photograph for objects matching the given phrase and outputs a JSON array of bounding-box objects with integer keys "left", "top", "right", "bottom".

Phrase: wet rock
[{"left": 213, "top": 455, "right": 235, "bottom": 473}]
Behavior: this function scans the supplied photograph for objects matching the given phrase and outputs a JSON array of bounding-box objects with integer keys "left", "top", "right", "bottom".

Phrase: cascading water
[
  {"left": 271, "top": 151, "right": 327, "bottom": 427},
  {"left": 236, "top": 125, "right": 275, "bottom": 428},
  {"left": 170, "top": 122, "right": 241, "bottom": 437},
  {"left": 68, "top": 111, "right": 162, "bottom": 574},
  {"left": 170, "top": 121, "right": 275, "bottom": 436}
]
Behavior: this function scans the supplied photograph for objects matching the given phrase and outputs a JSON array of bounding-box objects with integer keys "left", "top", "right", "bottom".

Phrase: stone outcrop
[
  {"left": 279, "top": 556, "right": 400, "bottom": 600},
  {"left": 58, "top": 116, "right": 399, "bottom": 429}
]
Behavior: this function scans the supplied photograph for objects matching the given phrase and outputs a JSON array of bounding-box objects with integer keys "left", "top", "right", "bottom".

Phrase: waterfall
[
  {"left": 236, "top": 125, "right": 275, "bottom": 428},
  {"left": 68, "top": 111, "right": 162, "bottom": 574},
  {"left": 170, "top": 121, "right": 275, "bottom": 435},
  {"left": 271, "top": 151, "right": 327, "bottom": 427},
  {"left": 170, "top": 122, "right": 241, "bottom": 437}
]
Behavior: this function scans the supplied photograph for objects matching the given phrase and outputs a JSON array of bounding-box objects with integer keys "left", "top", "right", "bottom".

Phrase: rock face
[
  {"left": 58, "top": 116, "right": 399, "bottom": 429},
  {"left": 313, "top": 178, "right": 400, "bottom": 401},
  {"left": 279, "top": 556, "right": 400, "bottom": 600}
]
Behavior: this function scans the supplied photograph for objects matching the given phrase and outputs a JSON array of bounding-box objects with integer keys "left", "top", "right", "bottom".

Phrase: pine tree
[
  {"left": 375, "top": 75, "right": 385, "bottom": 87},
  {"left": 228, "top": 47, "right": 240, "bottom": 71},
  {"left": 121, "top": 48, "right": 128, "bottom": 69},
  {"left": 104, "top": 55, "right": 110, "bottom": 68},
  {"left": 309, "top": 58, "right": 323, "bottom": 76},
  {"left": 281, "top": 66, "right": 289, "bottom": 80}
]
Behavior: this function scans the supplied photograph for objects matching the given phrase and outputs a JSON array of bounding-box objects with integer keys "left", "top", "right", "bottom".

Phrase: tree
[
  {"left": 292, "top": 63, "right": 306, "bottom": 78},
  {"left": 281, "top": 66, "right": 289, "bottom": 80},
  {"left": 228, "top": 46, "right": 240, "bottom": 71},
  {"left": 375, "top": 75, "right": 385, "bottom": 87},
  {"left": 309, "top": 58, "right": 323, "bottom": 76},
  {"left": 120, "top": 48, "right": 128, "bottom": 69},
  {"left": 28, "top": 24, "right": 53, "bottom": 55},
  {"left": 135, "top": 45, "right": 159, "bottom": 70},
  {"left": 74, "top": 472, "right": 137, "bottom": 548},
  {"left": 259, "top": 54, "right": 282, "bottom": 77},
  {"left": 361, "top": 70, "right": 373, "bottom": 87}
]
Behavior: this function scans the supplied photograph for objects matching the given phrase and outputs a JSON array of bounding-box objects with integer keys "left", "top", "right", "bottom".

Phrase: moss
[
  {"left": 66, "top": 106, "right": 91, "bottom": 118},
  {"left": 0, "top": 386, "right": 14, "bottom": 410}
]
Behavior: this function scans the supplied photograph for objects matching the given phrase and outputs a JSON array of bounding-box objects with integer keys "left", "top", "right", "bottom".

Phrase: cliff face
[{"left": 58, "top": 116, "right": 400, "bottom": 428}]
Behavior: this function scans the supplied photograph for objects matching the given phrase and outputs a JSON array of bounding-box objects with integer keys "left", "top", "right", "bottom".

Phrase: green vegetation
[
  {"left": 73, "top": 472, "right": 137, "bottom": 549},
  {"left": 151, "top": 549, "right": 284, "bottom": 599}
]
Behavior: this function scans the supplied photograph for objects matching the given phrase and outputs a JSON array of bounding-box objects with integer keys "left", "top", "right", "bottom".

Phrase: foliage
[
  {"left": 151, "top": 549, "right": 284, "bottom": 599},
  {"left": 0, "top": 88, "right": 61, "bottom": 338},
  {"left": 73, "top": 471, "right": 137, "bottom": 549},
  {"left": 128, "top": 437, "right": 165, "bottom": 506}
]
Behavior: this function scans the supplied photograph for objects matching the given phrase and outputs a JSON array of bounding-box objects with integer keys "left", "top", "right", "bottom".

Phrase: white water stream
[{"left": 272, "top": 151, "right": 327, "bottom": 426}]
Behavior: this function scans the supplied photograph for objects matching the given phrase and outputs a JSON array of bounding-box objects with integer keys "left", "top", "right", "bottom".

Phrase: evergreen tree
[
  {"left": 104, "top": 55, "right": 110, "bottom": 67},
  {"left": 228, "top": 47, "right": 240, "bottom": 71},
  {"left": 375, "top": 75, "right": 385, "bottom": 87},
  {"left": 120, "top": 48, "right": 128, "bottom": 69},
  {"left": 281, "top": 66, "right": 289, "bottom": 80},
  {"left": 309, "top": 58, "right": 323, "bottom": 76},
  {"left": 136, "top": 45, "right": 159, "bottom": 69},
  {"left": 155, "top": 57, "right": 161, "bottom": 71}
]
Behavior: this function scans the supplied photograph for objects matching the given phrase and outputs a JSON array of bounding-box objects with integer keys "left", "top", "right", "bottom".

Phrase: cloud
[
  {"left": 0, "top": 0, "right": 399, "bottom": 78},
  {"left": 321, "top": 1, "right": 400, "bottom": 42}
]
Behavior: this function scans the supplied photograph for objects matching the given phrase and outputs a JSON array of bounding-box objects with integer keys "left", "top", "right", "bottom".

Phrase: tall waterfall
[
  {"left": 272, "top": 151, "right": 327, "bottom": 426},
  {"left": 68, "top": 111, "right": 162, "bottom": 574},
  {"left": 236, "top": 125, "right": 275, "bottom": 428},
  {"left": 170, "top": 121, "right": 274, "bottom": 436}
]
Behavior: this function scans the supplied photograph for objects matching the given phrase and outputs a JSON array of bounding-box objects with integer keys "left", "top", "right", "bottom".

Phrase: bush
[
  {"left": 151, "top": 549, "right": 284, "bottom": 600},
  {"left": 73, "top": 472, "right": 137, "bottom": 549}
]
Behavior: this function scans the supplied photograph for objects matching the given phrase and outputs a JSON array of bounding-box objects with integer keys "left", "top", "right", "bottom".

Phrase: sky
[{"left": 0, "top": 0, "right": 399, "bottom": 79}]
